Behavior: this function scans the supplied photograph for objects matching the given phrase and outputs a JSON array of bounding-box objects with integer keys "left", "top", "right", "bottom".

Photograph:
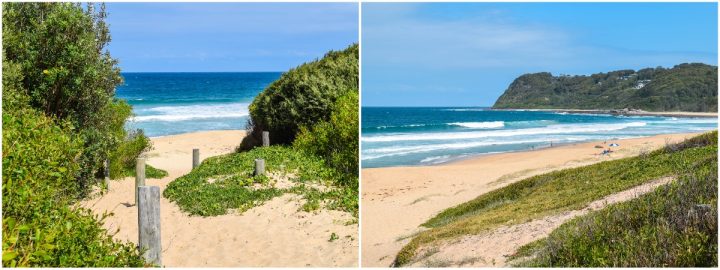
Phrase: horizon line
[{"left": 121, "top": 71, "right": 285, "bottom": 73}]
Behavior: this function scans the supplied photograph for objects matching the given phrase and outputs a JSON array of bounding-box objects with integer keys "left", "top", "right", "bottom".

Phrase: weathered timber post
[
  {"left": 192, "top": 148, "right": 200, "bottom": 169},
  {"left": 137, "top": 186, "right": 162, "bottom": 266},
  {"left": 262, "top": 131, "right": 270, "bottom": 147},
  {"left": 254, "top": 159, "right": 265, "bottom": 176},
  {"left": 104, "top": 159, "right": 110, "bottom": 187},
  {"left": 135, "top": 158, "right": 146, "bottom": 205}
]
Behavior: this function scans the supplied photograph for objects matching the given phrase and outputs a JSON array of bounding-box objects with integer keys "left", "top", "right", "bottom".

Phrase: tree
[{"left": 3, "top": 2, "right": 139, "bottom": 194}]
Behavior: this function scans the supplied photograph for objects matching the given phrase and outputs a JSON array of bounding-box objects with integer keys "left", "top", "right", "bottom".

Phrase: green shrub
[
  {"left": 106, "top": 129, "right": 167, "bottom": 179},
  {"left": 294, "top": 91, "right": 359, "bottom": 187},
  {"left": 515, "top": 147, "right": 717, "bottom": 267},
  {"left": 241, "top": 44, "right": 358, "bottom": 148},
  {"left": 2, "top": 2, "right": 149, "bottom": 194},
  {"left": 2, "top": 105, "right": 145, "bottom": 267}
]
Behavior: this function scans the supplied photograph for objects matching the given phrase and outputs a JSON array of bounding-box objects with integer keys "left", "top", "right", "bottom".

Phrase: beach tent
[{"left": 609, "top": 143, "right": 620, "bottom": 147}]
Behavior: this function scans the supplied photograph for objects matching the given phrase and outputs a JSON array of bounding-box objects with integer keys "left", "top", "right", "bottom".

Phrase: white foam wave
[
  {"left": 420, "top": 155, "right": 452, "bottom": 164},
  {"left": 131, "top": 102, "right": 250, "bottom": 122},
  {"left": 374, "top": 124, "right": 427, "bottom": 129},
  {"left": 448, "top": 121, "right": 504, "bottom": 129},
  {"left": 361, "top": 138, "right": 576, "bottom": 160},
  {"left": 664, "top": 118, "right": 717, "bottom": 124},
  {"left": 362, "top": 122, "right": 647, "bottom": 143},
  {"left": 442, "top": 108, "right": 487, "bottom": 112}
]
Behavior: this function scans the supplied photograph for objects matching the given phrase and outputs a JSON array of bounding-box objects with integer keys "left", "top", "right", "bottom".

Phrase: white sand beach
[
  {"left": 81, "top": 130, "right": 358, "bottom": 267},
  {"left": 360, "top": 132, "right": 703, "bottom": 267}
]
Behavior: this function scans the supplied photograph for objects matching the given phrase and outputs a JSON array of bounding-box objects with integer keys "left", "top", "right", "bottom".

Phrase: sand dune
[
  {"left": 409, "top": 176, "right": 675, "bottom": 267},
  {"left": 361, "top": 132, "right": 701, "bottom": 267},
  {"left": 81, "top": 130, "right": 358, "bottom": 267}
]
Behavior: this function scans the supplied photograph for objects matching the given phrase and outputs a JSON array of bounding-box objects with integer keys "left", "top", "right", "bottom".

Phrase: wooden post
[
  {"left": 137, "top": 186, "right": 162, "bottom": 266},
  {"left": 135, "top": 158, "right": 146, "bottom": 205},
  {"left": 262, "top": 131, "right": 270, "bottom": 147},
  {"left": 192, "top": 148, "right": 200, "bottom": 169},
  {"left": 254, "top": 159, "right": 265, "bottom": 176},
  {"left": 104, "top": 159, "right": 110, "bottom": 187}
]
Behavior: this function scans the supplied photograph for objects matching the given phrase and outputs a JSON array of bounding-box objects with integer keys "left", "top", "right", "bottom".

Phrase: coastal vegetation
[
  {"left": 163, "top": 145, "right": 355, "bottom": 216},
  {"left": 167, "top": 44, "right": 360, "bottom": 217},
  {"left": 510, "top": 132, "right": 717, "bottom": 267},
  {"left": 393, "top": 131, "right": 718, "bottom": 267},
  {"left": 2, "top": 3, "right": 161, "bottom": 266},
  {"left": 241, "top": 43, "right": 359, "bottom": 147},
  {"left": 493, "top": 63, "right": 718, "bottom": 112}
]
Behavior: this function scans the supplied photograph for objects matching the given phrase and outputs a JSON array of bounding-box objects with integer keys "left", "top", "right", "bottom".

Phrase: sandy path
[
  {"left": 81, "top": 130, "right": 358, "bottom": 267},
  {"left": 409, "top": 177, "right": 675, "bottom": 267},
  {"left": 361, "top": 133, "right": 700, "bottom": 267}
]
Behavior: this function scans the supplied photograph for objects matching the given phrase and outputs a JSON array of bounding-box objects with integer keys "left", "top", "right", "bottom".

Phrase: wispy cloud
[{"left": 363, "top": 4, "right": 716, "bottom": 72}]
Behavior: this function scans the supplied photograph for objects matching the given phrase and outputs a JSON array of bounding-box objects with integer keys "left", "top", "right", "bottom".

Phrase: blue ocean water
[
  {"left": 361, "top": 107, "right": 718, "bottom": 168},
  {"left": 116, "top": 72, "right": 281, "bottom": 137}
]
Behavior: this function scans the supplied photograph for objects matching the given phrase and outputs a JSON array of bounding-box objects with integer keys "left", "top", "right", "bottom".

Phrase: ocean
[
  {"left": 116, "top": 72, "right": 281, "bottom": 137},
  {"left": 361, "top": 107, "right": 718, "bottom": 168}
]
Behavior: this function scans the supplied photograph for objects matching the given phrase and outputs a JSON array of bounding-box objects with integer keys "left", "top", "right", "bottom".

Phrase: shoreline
[
  {"left": 363, "top": 136, "right": 638, "bottom": 169},
  {"left": 360, "top": 131, "right": 708, "bottom": 267},
  {"left": 491, "top": 108, "right": 718, "bottom": 118}
]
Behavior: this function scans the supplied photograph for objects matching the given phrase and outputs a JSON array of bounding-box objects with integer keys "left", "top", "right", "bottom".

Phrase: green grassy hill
[
  {"left": 493, "top": 63, "right": 718, "bottom": 112},
  {"left": 394, "top": 131, "right": 718, "bottom": 267}
]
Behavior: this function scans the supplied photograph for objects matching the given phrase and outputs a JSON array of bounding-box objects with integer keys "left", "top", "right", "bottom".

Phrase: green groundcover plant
[{"left": 395, "top": 131, "right": 717, "bottom": 267}]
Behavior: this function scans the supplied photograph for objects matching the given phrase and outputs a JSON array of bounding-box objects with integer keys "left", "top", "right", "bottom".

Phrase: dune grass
[
  {"left": 510, "top": 133, "right": 717, "bottom": 267},
  {"left": 393, "top": 131, "right": 717, "bottom": 266},
  {"left": 163, "top": 145, "right": 356, "bottom": 216}
]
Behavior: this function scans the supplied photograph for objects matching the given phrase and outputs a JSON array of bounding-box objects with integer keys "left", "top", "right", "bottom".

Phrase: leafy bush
[
  {"left": 107, "top": 129, "right": 167, "bottom": 179},
  {"left": 2, "top": 104, "right": 145, "bottom": 267},
  {"left": 164, "top": 146, "right": 356, "bottom": 216},
  {"left": 3, "top": 2, "right": 150, "bottom": 194},
  {"left": 241, "top": 44, "right": 358, "bottom": 148},
  {"left": 515, "top": 142, "right": 717, "bottom": 266},
  {"left": 294, "top": 91, "right": 359, "bottom": 187}
]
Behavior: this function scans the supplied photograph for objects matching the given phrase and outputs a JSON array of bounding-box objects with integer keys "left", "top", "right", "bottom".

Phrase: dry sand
[
  {"left": 361, "top": 132, "right": 702, "bottom": 267},
  {"left": 409, "top": 176, "right": 675, "bottom": 267},
  {"left": 81, "top": 130, "right": 358, "bottom": 267}
]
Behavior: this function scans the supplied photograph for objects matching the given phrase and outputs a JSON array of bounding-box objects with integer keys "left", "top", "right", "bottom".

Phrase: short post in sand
[
  {"left": 254, "top": 159, "right": 265, "bottom": 176},
  {"left": 135, "top": 158, "right": 146, "bottom": 205},
  {"left": 262, "top": 131, "right": 270, "bottom": 147},
  {"left": 103, "top": 159, "right": 110, "bottom": 188},
  {"left": 192, "top": 148, "right": 200, "bottom": 169},
  {"left": 137, "top": 186, "right": 162, "bottom": 266}
]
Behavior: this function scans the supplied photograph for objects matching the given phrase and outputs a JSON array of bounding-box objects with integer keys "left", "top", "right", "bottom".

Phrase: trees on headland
[{"left": 493, "top": 63, "right": 718, "bottom": 112}]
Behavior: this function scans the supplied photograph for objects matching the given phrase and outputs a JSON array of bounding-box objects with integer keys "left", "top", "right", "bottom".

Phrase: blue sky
[
  {"left": 362, "top": 2, "right": 718, "bottom": 107},
  {"left": 105, "top": 3, "right": 358, "bottom": 72}
]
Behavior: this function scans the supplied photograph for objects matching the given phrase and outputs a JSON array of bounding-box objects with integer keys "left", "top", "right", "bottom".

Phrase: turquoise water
[
  {"left": 361, "top": 107, "right": 718, "bottom": 168},
  {"left": 117, "top": 72, "right": 280, "bottom": 137}
]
